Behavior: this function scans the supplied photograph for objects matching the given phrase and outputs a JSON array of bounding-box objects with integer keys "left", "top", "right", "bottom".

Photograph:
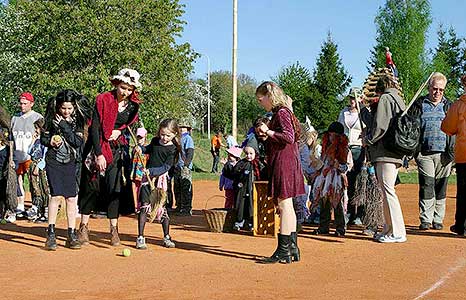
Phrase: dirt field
[{"left": 1, "top": 181, "right": 465, "bottom": 300}]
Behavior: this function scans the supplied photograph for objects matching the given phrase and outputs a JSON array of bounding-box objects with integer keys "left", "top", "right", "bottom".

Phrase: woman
[
  {"left": 364, "top": 75, "right": 407, "bottom": 243},
  {"left": 256, "top": 81, "right": 305, "bottom": 264},
  {"left": 42, "top": 90, "right": 91, "bottom": 250},
  {"left": 338, "top": 89, "right": 364, "bottom": 225},
  {"left": 441, "top": 74, "right": 466, "bottom": 236},
  {"left": 78, "top": 68, "right": 141, "bottom": 246}
]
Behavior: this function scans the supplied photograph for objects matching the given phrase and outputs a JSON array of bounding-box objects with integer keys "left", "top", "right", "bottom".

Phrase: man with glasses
[{"left": 409, "top": 72, "right": 454, "bottom": 231}]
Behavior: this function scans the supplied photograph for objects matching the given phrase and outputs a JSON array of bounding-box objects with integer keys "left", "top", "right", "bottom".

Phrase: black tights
[{"left": 137, "top": 209, "right": 169, "bottom": 237}]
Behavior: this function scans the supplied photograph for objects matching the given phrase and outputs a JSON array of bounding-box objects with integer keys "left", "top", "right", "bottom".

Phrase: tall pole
[
  {"left": 232, "top": 0, "right": 238, "bottom": 140},
  {"left": 206, "top": 55, "right": 211, "bottom": 140}
]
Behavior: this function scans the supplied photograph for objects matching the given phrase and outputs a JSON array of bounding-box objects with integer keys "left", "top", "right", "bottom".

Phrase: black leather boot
[
  {"left": 65, "top": 228, "right": 81, "bottom": 249},
  {"left": 45, "top": 224, "right": 57, "bottom": 251},
  {"left": 290, "top": 232, "right": 300, "bottom": 262},
  {"left": 259, "top": 234, "right": 292, "bottom": 264}
]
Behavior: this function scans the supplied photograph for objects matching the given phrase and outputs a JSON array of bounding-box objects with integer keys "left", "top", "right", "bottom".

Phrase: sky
[{"left": 178, "top": 0, "right": 466, "bottom": 87}]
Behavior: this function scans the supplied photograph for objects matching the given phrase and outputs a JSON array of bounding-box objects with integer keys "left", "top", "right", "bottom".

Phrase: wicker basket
[{"left": 202, "top": 196, "right": 236, "bottom": 233}]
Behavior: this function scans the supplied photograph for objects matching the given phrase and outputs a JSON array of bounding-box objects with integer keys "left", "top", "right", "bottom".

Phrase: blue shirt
[
  {"left": 420, "top": 99, "right": 447, "bottom": 153},
  {"left": 178, "top": 132, "right": 195, "bottom": 169}
]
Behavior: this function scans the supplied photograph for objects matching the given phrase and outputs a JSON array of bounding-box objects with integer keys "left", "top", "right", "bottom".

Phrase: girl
[
  {"left": 219, "top": 146, "right": 242, "bottom": 209},
  {"left": 41, "top": 90, "right": 91, "bottom": 250},
  {"left": 131, "top": 127, "right": 148, "bottom": 211},
  {"left": 26, "top": 119, "right": 49, "bottom": 223},
  {"left": 256, "top": 81, "right": 305, "bottom": 264},
  {"left": 135, "top": 119, "right": 180, "bottom": 250},
  {"left": 232, "top": 146, "right": 265, "bottom": 232},
  {"left": 78, "top": 68, "right": 141, "bottom": 246},
  {"left": 312, "top": 122, "right": 352, "bottom": 237}
]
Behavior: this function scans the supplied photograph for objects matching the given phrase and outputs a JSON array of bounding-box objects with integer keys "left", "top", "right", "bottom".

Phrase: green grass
[{"left": 398, "top": 172, "right": 456, "bottom": 185}]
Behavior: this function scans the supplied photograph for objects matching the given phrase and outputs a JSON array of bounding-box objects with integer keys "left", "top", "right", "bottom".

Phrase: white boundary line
[{"left": 413, "top": 258, "right": 466, "bottom": 300}]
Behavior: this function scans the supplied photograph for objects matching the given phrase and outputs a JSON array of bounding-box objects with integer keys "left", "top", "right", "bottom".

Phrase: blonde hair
[
  {"left": 256, "top": 81, "right": 288, "bottom": 108},
  {"left": 300, "top": 130, "right": 318, "bottom": 148},
  {"left": 429, "top": 72, "right": 447, "bottom": 87}
]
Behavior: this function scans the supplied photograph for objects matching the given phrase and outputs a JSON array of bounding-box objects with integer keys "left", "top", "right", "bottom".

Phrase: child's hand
[
  {"left": 220, "top": 158, "right": 227, "bottom": 165},
  {"left": 50, "top": 135, "right": 63, "bottom": 148},
  {"left": 96, "top": 154, "right": 107, "bottom": 172}
]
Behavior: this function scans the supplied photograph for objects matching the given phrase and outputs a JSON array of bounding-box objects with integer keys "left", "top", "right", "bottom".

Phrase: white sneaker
[
  {"left": 377, "top": 234, "right": 407, "bottom": 243},
  {"left": 5, "top": 211, "right": 16, "bottom": 223},
  {"left": 163, "top": 235, "right": 175, "bottom": 248},
  {"left": 136, "top": 236, "right": 147, "bottom": 249}
]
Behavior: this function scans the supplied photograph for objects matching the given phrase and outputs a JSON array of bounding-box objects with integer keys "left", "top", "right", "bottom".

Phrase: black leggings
[{"left": 138, "top": 184, "right": 170, "bottom": 237}]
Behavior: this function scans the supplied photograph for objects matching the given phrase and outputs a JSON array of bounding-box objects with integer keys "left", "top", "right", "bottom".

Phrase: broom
[
  {"left": 126, "top": 127, "right": 162, "bottom": 223},
  {"left": 6, "top": 141, "right": 17, "bottom": 212}
]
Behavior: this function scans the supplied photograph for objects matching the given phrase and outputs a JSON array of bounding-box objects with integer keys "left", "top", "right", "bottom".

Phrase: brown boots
[
  {"left": 77, "top": 223, "right": 90, "bottom": 245},
  {"left": 110, "top": 225, "right": 120, "bottom": 246}
]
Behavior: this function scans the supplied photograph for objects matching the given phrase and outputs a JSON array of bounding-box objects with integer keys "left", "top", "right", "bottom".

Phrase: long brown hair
[{"left": 157, "top": 118, "right": 181, "bottom": 164}]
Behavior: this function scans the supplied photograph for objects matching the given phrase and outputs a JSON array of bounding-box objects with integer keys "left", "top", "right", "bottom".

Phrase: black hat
[{"left": 327, "top": 122, "right": 344, "bottom": 135}]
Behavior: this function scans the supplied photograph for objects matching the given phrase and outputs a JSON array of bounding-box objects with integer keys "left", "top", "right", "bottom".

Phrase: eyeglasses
[{"left": 432, "top": 87, "right": 444, "bottom": 92}]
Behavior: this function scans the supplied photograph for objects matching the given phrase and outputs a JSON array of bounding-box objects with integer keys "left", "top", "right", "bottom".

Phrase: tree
[
  {"left": 369, "top": 0, "right": 431, "bottom": 101},
  {"left": 431, "top": 25, "right": 466, "bottom": 99},
  {"left": 0, "top": 0, "right": 197, "bottom": 132},
  {"left": 274, "top": 62, "right": 312, "bottom": 121},
  {"left": 309, "top": 33, "right": 351, "bottom": 131}
]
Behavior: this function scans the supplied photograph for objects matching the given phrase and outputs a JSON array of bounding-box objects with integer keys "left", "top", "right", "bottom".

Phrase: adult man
[
  {"left": 11, "top": 92, "right": 43, "bottom": 219},
  {"left": 409, "top": 72, "right": 454, "bottom": 230},
  {"left": 210, "top": 131, "right": 224, "bottom": 173},
  {"left": 175, "top": 123, "right": 195, "bottom": 216}
]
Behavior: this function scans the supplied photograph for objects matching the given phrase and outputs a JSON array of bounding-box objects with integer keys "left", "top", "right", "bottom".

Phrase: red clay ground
[{"left": 1, "top": 181, "right": 465, "bottom": 300}]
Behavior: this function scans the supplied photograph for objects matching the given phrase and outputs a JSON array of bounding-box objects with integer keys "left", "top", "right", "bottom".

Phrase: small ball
[{"left": 122, "top": 248, "right": 131, "bottom": 257}]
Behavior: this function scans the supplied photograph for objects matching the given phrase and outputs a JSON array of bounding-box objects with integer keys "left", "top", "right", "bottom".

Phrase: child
[
  {"left": 135, "top": 119, "right": 180, "bottom": 250},
  {"left": 42, "top": 90, "right": 91, "bottom": 250},
  {"left": 26, "top": 119, "right": 49, "bottom": 223},
  {"left": 219, "top": 146, "right": 242, "bottom": 208},
  {"left": 130, "top": 127, "right": 148, "bottom": 212},
  {"left": 232, "top": 146, "right": 265, "bottom": 231},
  {"left": 312, "top": 122, "right": 353, "bottom": 237}
]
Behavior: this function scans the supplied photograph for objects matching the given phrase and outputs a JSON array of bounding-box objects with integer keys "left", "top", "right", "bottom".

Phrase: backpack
[{"left": 383, "top": 94, "right": 420, "bottom": 157}]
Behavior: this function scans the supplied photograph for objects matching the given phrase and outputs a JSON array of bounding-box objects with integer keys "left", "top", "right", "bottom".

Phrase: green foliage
[
  {"left": 274, "top": 61, "right": 312, "bottom": 121},
  {"left": 431, "top": 25, "right": 466, "bottom": 100},
  {"left": 0, "top": 0, "right": 198, "bottom": 132},
  {"left": 310, "top": 33, "right": 352, "bottom": 131},
  {"left": 369, "top": 0, "right": 431, "bottom": 102},
  {"left": 209, "top": 71, "right": 260, "bottom": 135}
]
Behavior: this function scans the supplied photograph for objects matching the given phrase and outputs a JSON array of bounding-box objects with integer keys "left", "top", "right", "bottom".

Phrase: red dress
[{"left": 266, "top": 107, "right": 305, "bottom": 200}]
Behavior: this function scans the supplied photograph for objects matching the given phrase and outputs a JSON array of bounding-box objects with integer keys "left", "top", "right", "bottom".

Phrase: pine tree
[
  {"left": 310, "top": 33, "right": 351, "bottom": 131},
  {"left": 369, "top": 0, "right": 431, "bottom": 102},
  {"left": 274, "top": 62, "right": 312, "bottom": 121},
  {"left": 432, "top": 25, "right": 465, "bottom": 99}
]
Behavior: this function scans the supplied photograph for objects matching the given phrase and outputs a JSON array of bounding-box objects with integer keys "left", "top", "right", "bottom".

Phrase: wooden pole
[{"left": 232, "top": 0, "right": 238, "bottom": 140}]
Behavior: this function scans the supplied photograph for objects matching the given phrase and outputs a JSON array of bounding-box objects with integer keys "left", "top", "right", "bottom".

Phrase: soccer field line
[{"left": 413, "top": 257, "right": 466, "bottom": 300}]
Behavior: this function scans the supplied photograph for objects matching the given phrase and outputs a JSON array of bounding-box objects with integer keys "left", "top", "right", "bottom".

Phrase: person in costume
[
  {"left": 312, "top": 122, "right": 353, "bottom": 237},
  {"left": 42, "top": 90, "right": 91, "bottom": 250},
  {"left": 135, "top": 118, "right": 180, "bottom": 249},
  {"left": 219, "top": 146, "right": 242, "bottom": 209},
  {"left": 256, "top": 81, "right": 305, "bottom": 264},
  {"left": 77, "top": 68, "right": 141, "bottom": 246}
]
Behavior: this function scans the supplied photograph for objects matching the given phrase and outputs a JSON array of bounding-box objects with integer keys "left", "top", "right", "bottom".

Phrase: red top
[
  {"left": 385, "top": 50, "right": 394, "bottom": 66},
  {"left": 266, "top": 107, "right": 305, "bottom": 200}
]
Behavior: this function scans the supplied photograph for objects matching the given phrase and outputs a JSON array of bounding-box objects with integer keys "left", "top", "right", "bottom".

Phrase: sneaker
[
  {"left": 362, "top": 228, "right": 376, "bottom": 236},
  {"left": 163, "top": 235, "right": 175, "bottom": 248},
  {"left": 15, "top": 209, "right": 26, "bottom": 219},
  {"left": 419, "top": 222, "right": 430, "bottom": 230},
  {"left": 377, "top": 234, "right": 407, "bottom": 243},
  {"left": 233, "top": 224, "right": 241, "bottom": 231},
  {"left": 5, "top": 211, "right": 16, "bottom": 223},
  {"left": 26, "top": 206, "right": 38, "bottom": 220},
  {"left": 35, "top": 215, "right": 48, "bottom": 223},
  {"left": 335, "top": 230, "right": 345, "bottom": 237},
  {"left": 432, "top": 223, "right": 443, "bottom": 230},
  {"left": 136, "top": 236, "right": 147, "bottom": 250}
]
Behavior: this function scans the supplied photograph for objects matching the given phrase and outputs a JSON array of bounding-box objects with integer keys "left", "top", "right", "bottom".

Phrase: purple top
[{"left": 266, "top": 107, "right": 305, "bottom": 199}]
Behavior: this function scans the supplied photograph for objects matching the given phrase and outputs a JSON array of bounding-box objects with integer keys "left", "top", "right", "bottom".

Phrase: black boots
[
  {"left": 260, "top": 234, "right": 292, "bottom": 264},
  {"left": 65, "top": 228, "right": 81, "bottom": 249},
  {"left": 290, "top": 232, "right": 300, "bottom": 262},
  {"left": 45, "top": 224, "right": 57, "bottom": 251}
]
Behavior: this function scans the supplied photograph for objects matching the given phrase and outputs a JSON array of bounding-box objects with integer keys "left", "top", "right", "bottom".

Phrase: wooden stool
[{"left": 253, "top": 181, "right": 280, "bottom": 237}]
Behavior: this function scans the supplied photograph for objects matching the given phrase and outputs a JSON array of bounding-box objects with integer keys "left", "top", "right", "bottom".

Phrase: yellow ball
[{"left": 122, "top": 248, "right": 131, "bottom": 257}]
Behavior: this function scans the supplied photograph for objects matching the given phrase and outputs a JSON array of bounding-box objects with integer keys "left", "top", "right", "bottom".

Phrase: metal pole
[
  {"left": 232, "top": 0, "right": 238, "bottom": 140},
  {"left": 207, "top": 55, "right": 211, "bottom": 140}
]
